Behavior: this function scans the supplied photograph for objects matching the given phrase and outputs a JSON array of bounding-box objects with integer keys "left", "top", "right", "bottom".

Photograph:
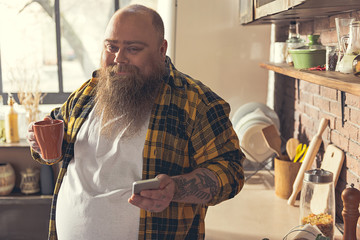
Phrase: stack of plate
[{"left": 231, "top": 102, "right": 280, "bottom": 162}]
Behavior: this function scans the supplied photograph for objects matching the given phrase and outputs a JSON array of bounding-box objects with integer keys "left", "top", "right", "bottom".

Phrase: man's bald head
[{"left": 108, "top": 4, "right": 164, "bottom": 44}]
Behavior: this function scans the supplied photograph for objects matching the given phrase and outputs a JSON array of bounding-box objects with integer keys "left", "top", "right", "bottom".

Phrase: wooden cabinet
[
  {"left": 239, "top": 0, "right": 253, "bottom": 24},
  {"left": 254, "top": 0, "right": 288, "bottom": 21},
  {"left": 240, "top": 0, "right": 360, "bottom": 25},
  {"left": 240, "top": 0, "right": 303, "bottom": 24}
]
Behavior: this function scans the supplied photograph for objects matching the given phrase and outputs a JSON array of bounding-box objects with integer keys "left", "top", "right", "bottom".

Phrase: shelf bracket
[
  {"left": 297, "top": 79, "right": 300, "bottom": 102},
  {"left": 341, "top": 91, "right": 347, "bottom": 127}
]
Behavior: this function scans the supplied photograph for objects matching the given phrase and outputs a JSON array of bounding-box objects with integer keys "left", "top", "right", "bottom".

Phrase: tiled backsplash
[{"left": 274, "top": 11, "right": 360, "bottom": 222}]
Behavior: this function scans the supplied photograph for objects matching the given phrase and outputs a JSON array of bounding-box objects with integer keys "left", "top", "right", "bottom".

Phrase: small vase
[
  {"left": 20, "top": 168, "right": 40, "bottom": 195},
  {"left": 0, "top": 163, "right": 16, "bottom": 196}
]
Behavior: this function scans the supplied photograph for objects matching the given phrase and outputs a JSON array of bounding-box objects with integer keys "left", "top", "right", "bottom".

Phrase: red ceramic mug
[{"left": 33, "top": 119, "right": 64, "bottom": 161}]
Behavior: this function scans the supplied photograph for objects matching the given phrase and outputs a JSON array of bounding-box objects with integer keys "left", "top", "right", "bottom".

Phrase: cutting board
[
  {"left": 310, "top": 144, "right": 345, "bottom": 214},
  {"left": 321, "top": 144, "right": 345, "bottom": 186}
]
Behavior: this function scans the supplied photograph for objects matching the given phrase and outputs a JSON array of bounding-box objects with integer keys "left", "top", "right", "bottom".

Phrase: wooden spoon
[
  {"left": 286, "top": 138, "right": 300, "bottom": 161},
  {"left": 261, "top": 124, "right": 286, "bottom": 159}
]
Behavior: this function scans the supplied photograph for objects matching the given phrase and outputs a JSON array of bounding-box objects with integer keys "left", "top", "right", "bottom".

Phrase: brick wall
[{"left": 274, "top": 11, "right": 360, "bottom": 222}]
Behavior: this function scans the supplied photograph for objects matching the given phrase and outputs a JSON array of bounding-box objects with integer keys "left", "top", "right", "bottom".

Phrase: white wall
[
  {"left": 127, "top": 0, "right": 176, "bottom": 58},
  {"left": 157, "top": 0, "right": 176, "bottom": 59},
  {"left": 174, "top": 0, "right": 271, "bottom": 116}
]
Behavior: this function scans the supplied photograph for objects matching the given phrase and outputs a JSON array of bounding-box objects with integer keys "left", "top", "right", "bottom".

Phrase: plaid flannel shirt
[{"left": 31, "top": 57, "right": 245, "bottom": 240}]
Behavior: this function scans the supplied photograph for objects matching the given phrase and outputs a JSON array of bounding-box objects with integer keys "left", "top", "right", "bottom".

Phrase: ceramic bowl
[{"left": 289, "top": 48, "right": 326, "bottom": 69}]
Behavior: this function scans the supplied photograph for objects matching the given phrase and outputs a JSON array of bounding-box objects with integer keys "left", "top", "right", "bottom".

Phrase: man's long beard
[{"left": 95, "top": 63, "right": 164, "bottom": 138}]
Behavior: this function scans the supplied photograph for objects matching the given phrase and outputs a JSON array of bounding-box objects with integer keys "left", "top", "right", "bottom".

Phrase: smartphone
[{"left": 132, "top": 178, "right": 160, "bottom": 195}]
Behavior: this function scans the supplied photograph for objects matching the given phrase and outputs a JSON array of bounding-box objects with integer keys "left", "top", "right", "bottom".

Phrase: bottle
[
  {"left": 0, "top": 96, "right": 5, "bottom": 142},
  {"left": 288, "top": 21, "right": 300, "bottom": 40},
  {"left": 5, "top": 95, "right": 19, "bottom": 143},
  {"left": 286, "top": 21, "right": 304, "bottom": 65},
  {"left": 307, "top": 35, "right": 324, "bottom": 50}
]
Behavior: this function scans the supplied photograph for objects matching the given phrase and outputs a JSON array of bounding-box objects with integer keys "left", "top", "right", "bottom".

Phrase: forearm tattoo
[{"left": 172, "top": 171, "right": 218, "bottom": 201}]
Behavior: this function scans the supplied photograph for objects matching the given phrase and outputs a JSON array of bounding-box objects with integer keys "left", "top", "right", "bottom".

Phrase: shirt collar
[{"left": 163, "top": 56, "right": 185, "bottom": 90}]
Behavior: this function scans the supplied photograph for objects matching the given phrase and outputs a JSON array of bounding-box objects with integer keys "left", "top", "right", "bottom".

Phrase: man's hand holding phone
[
  {"left": 132, "top": 178, "right": 161, "bottom": 195},
  {"left": 128, "top": 174, "right": 176, "bottom": 213}
]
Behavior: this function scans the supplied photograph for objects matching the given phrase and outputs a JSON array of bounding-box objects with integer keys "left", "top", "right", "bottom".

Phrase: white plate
[
  {"left": 233, "top": 105, "right": 279, "bottom": 162},
  {"left": 237, "top": 120, "right": 275, "bottom": 162},
  {"left": 231, "top": 102, "right": 280, "bottom": 130},
  {"left": 234, "top": 108, "right": 274, "bottom": 135}
]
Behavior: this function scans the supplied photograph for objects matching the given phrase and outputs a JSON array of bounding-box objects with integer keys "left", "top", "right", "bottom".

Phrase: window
[
  {"left": 0, "top": 0, "right": 60, "bottom": 101},
  {"left": 0, "top": 0, "right": 163, "bottom": 105},
  {"left": 60, "top": 0, "right": 116, "bottom": 92},
  {"left": 0, "top": 0, "right": 119, "bottom": 104}
]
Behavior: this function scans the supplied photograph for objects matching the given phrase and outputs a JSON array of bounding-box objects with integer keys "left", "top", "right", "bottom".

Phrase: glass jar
[
  {"left": 335, "top": 18, "right": 355, "bottom": 55},
  {"left": 300, "top": 169, "right": 335, "bottom": 239},
  {"left": 326, "top": 45, "right": 338, "bottom": 71}
]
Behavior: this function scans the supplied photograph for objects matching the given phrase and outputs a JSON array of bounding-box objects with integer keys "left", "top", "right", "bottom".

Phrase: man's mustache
[{"left": 107, "top": 64, "right": 140, "bottom": 77}]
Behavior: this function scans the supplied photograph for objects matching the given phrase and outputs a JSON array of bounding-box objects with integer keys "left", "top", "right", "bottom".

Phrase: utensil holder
[{"left": 275, "top": 158, "right": 301, "bottom": 199}]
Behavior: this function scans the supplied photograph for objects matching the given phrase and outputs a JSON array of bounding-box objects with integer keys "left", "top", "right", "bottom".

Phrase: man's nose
[{"left": 114, "top": 49, "right": 128, "bottom": 64}]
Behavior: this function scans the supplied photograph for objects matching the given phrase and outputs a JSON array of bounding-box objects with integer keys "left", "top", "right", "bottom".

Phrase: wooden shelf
[
  {"left": 0, "top": 193, "right": 52, "bottom": 205},
  {"left": 260, "top": 62, "right": 360, "bottom": 96},
  {"left": 0, "top": 139, "right": 29, "bottom": 148}
]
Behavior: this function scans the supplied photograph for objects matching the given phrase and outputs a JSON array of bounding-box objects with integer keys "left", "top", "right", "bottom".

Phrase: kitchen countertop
[{"left": 205, "top": 169, "right": 342, "bottom": 240}]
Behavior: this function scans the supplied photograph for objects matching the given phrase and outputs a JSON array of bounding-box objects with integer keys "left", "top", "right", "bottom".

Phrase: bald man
[{"left": 28, "top": 4, "right": 245, "bottom": 240}]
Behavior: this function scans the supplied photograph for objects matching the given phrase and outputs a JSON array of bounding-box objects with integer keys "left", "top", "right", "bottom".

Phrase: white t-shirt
[{"left": 56, "top": 108, "right": 149, "bottom": 240}]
